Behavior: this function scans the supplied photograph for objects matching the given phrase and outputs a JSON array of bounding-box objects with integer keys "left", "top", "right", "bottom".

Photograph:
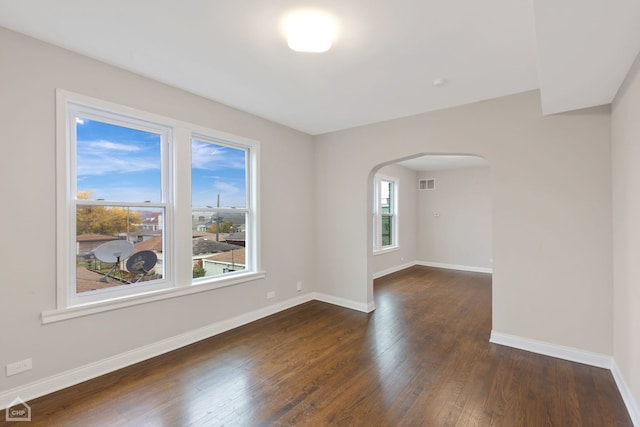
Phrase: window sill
[
  {"left": 41, "top": 271, "right": 266, "bottom": 324},
  {"left": 373, "top": 246, "right": 400, "bottom": 256}
]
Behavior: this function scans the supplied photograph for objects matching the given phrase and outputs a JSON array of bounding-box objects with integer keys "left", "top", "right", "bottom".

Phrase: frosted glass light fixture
[{"left": 285, "top": 10, "right": 336, "bottom": 53}]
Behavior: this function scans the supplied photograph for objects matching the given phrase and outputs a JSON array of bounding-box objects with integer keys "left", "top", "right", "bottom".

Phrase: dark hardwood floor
[{"left": 2, "top": 266, "right": 632, "bottom": 426}]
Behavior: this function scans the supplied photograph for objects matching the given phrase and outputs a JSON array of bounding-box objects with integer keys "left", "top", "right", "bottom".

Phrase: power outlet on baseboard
[
  {"left": 267, "top": 291, "right": 275, "bottom": 299},
  {"left": 296, "top": 281, "right": 302, "bottom": 292},
  {"left": 7, "top": 358, "right": 32, "bottom": 376}
]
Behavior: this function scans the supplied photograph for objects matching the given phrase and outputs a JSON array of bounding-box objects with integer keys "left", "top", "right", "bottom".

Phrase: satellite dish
[
  {"left": 126, "top": 250, "right": 158, "bottom": 283},
  {"left": 126, "top": 250, "right": 158, "bottom": 274},
  {"left": 93, "top": 240, "right": 134, "bottom": 282},
  {"left": 94, "top": 240, "right": 134, "bottom": 263}
]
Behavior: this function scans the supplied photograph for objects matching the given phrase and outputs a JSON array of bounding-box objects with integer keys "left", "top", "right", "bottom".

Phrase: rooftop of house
[
  {"left": 76, "top": 234, "right": 118, "bottom": 242},
  {"left": 224, "top": 232, "right": 245, "bottom": 241},
  {"left": 206, "top": 247, "right": 246, "bottom": 265},
  {"left": 192, "top": 239, "right": 243, "bottom": 255},
  {"left": 134, "top": 237, "right": 163, "bottom": 252}
]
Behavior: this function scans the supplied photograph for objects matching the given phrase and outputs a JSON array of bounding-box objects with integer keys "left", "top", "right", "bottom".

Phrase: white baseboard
[
  {"left": 489, "top": 331, "right": 612, "bottom": 368},
  {"left": 372, "top": 262, "right": 416, "bottom": 279},
  {"left": 0, "top": 293, "right": 314, "bottom": 409},
  {"left": 312, "top": 292, "right": 373, "bottom": 313},
  {"left": 367, "top": 300, "right": 376, "bottom": 312},
  {"left": 611, "top": 360, "right": 640, "bottom": 427},
  {"left": 491, "top": 331, "right": 640, "bottom": 426},
  {"left": 417, "top": 261, "right": 493, "bottom": 274},
  {"left": 373, "top": 260, "right": 492, "bottom": 279},
  {"left": 394, "top": 259, "right": 638, "bottom": 424}
]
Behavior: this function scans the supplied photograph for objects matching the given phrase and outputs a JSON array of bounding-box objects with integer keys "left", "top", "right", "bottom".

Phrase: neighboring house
[
  {"left": 76, "top": 234, "right": 118, "bottom": 257},
  {"left": 136, "top": 231, "right": 162, "bottom": 242},
  {"left": 134, "top": 236, "right": 163, "bottom": 252},
  {"left": 206, "top": 247, "right": 246, "bottom": 265},
  {"left": 192, "top": 230, "right": 209, "bottom": 239},
  {"left": 192, "top": 239, "right": 245, "bottom": 276},
  {"left": 224, "top": 232, "right": 246, "bottom": 247},
  {"left": 203, "top": 247, "right": 246, "bottom": 275},
  {"left": 138, "top": 212, "right": 163, "bottom": 231},
  {"left": 192, "top": 239, "right": 242, "bottom": 255}
]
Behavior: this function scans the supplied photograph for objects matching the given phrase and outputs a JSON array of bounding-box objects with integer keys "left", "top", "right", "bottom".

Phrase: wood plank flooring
[{"left": 1, "top": 266, "right": 632, "bottom": 426}]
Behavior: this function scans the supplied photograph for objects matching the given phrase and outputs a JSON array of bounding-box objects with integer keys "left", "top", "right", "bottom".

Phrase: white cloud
[
  {"left": 191, "top": 141, "right": 245, "bottom": 170},
  {"left": 192, "top": 179, "right": 246, "bottom": 207},
  {"left": 77, "top": 155, "right": 158, "bottom": 176},
  {"left": 85, "top": 140, "right": 142, "bottom": 152},
  {"left": 191, "top": 143, "right": 222, "bottom": 169},
  {"left": 76, "top": 138, "right": 159, "bottom": 176},
  {"left": 213, "top": 181, "right": 241, "bottom": 194}
]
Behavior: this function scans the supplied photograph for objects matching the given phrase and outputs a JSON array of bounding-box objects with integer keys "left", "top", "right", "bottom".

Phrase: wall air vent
[{"left": 419, "top": 178, "right": 435, "bottom": 190}]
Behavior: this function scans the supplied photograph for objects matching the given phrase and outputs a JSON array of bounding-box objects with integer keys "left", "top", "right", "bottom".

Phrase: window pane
[
  {"left": 192, "top": 209, "right": 247, "bottom": 279},
  {"left": 381, "top": 214, "right": 392, "bottom": 246},
  {"left": 76, "top": 118, "right": 162, "bottom": 202},
  {"left": 76, "top": 206, "right": 165, "bottom": 293},
  {"left": 380, "top": 180, "right": 392, "bottom": 214},
  {"left": 191, "top": 139, "right": 247, "bottom": 209}
]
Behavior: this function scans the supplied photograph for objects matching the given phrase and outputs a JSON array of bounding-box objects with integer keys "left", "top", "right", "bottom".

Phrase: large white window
[
  {"left": 50, "top": 90, "right": 261, "bottom": 322},
  {"left": 373, "top": 175, "right": 398, "bottom": 252}
]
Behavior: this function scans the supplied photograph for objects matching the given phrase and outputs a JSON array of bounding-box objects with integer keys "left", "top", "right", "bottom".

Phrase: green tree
[
  {"left": 207, "top": 220, "right": 234, "bottom": 234},
  {"left": 193, "top": 260, "right": 206, "bottom": 278},
  {"left": 76, "top": 191, "right": 142, "bottom": 235}
]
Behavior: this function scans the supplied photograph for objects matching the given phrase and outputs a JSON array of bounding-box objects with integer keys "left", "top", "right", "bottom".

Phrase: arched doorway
[{"left": 367, "top": 153, "right": 492, "bottom": 307}]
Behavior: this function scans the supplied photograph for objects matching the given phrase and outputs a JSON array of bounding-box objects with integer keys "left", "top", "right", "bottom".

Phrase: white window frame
[
  {"left": 46, "top": 89, "right": 263, "bottom": 323},
  {"left": 373, "top": 174, "right": 399, "bottom": 253},
  {"left": 190, "top": 133, "right": 257, "bottom": 282}
]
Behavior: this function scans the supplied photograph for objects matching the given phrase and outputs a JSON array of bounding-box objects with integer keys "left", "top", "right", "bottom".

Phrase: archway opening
[{"left": 367, "top": 153, "right": 492, "bottom": 308}]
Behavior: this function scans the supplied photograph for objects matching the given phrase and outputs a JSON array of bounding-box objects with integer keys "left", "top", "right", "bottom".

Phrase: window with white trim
[
  {"left": 191, "top": 137, "right": 251, "bottom": 280},
  {"left": 373, "top": 175, "right": 398, "bottom": 251},
  {"left": 55, "top": 90, "right": 260, "bottom": 313}
]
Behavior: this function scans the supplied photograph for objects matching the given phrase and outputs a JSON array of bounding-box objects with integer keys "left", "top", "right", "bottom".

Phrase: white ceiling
[{"left": 0, "top": 1, "right": 638, "bottom": 135}]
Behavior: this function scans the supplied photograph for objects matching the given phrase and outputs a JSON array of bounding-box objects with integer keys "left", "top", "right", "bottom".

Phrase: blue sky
[
  {"left": 76, "top": 118, "right": 246, "bottom": 207},
  {"left": 191, "top": 140, "right": 247, "bottom": 208}
]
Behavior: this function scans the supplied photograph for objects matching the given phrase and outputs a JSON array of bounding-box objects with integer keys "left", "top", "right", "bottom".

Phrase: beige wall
[
  {"left": 417, "top": 167, "right": 491, "bottom": 269},
  {"left": 372, "top": 163, "right": 417, "bottom": 276},
  {"left": 0, "top": 28, "right": 315, "bottom": 391},
  {"left": 612, "top": 50, "right": 640, "bottom": 417},
  {"left": 315, "top": 90, "right": 613, "bottom": 354}
]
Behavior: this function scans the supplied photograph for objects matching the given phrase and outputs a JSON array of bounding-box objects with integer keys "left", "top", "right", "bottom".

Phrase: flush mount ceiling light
[{"left": 284, "top": 10, "right": 336, "bottom": 53}]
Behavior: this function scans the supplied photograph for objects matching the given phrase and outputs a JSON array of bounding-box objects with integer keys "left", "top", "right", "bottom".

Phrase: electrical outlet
[
  {"left": 296, "top": 281, "right": 302, "bottom": 292},
  {"left": 7, "top": 358, "right": 32, "bottom": 376},
  {"left": 267, "top": 291, "right": 275, "bottom": 299}
]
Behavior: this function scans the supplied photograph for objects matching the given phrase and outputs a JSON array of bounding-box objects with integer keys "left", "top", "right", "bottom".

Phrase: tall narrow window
[
  {"left": 191, "top": 138, "right": 251, "bottom": 281},
  {"left": 373, "top": 175, "right": 398, "bottom": 251}
]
